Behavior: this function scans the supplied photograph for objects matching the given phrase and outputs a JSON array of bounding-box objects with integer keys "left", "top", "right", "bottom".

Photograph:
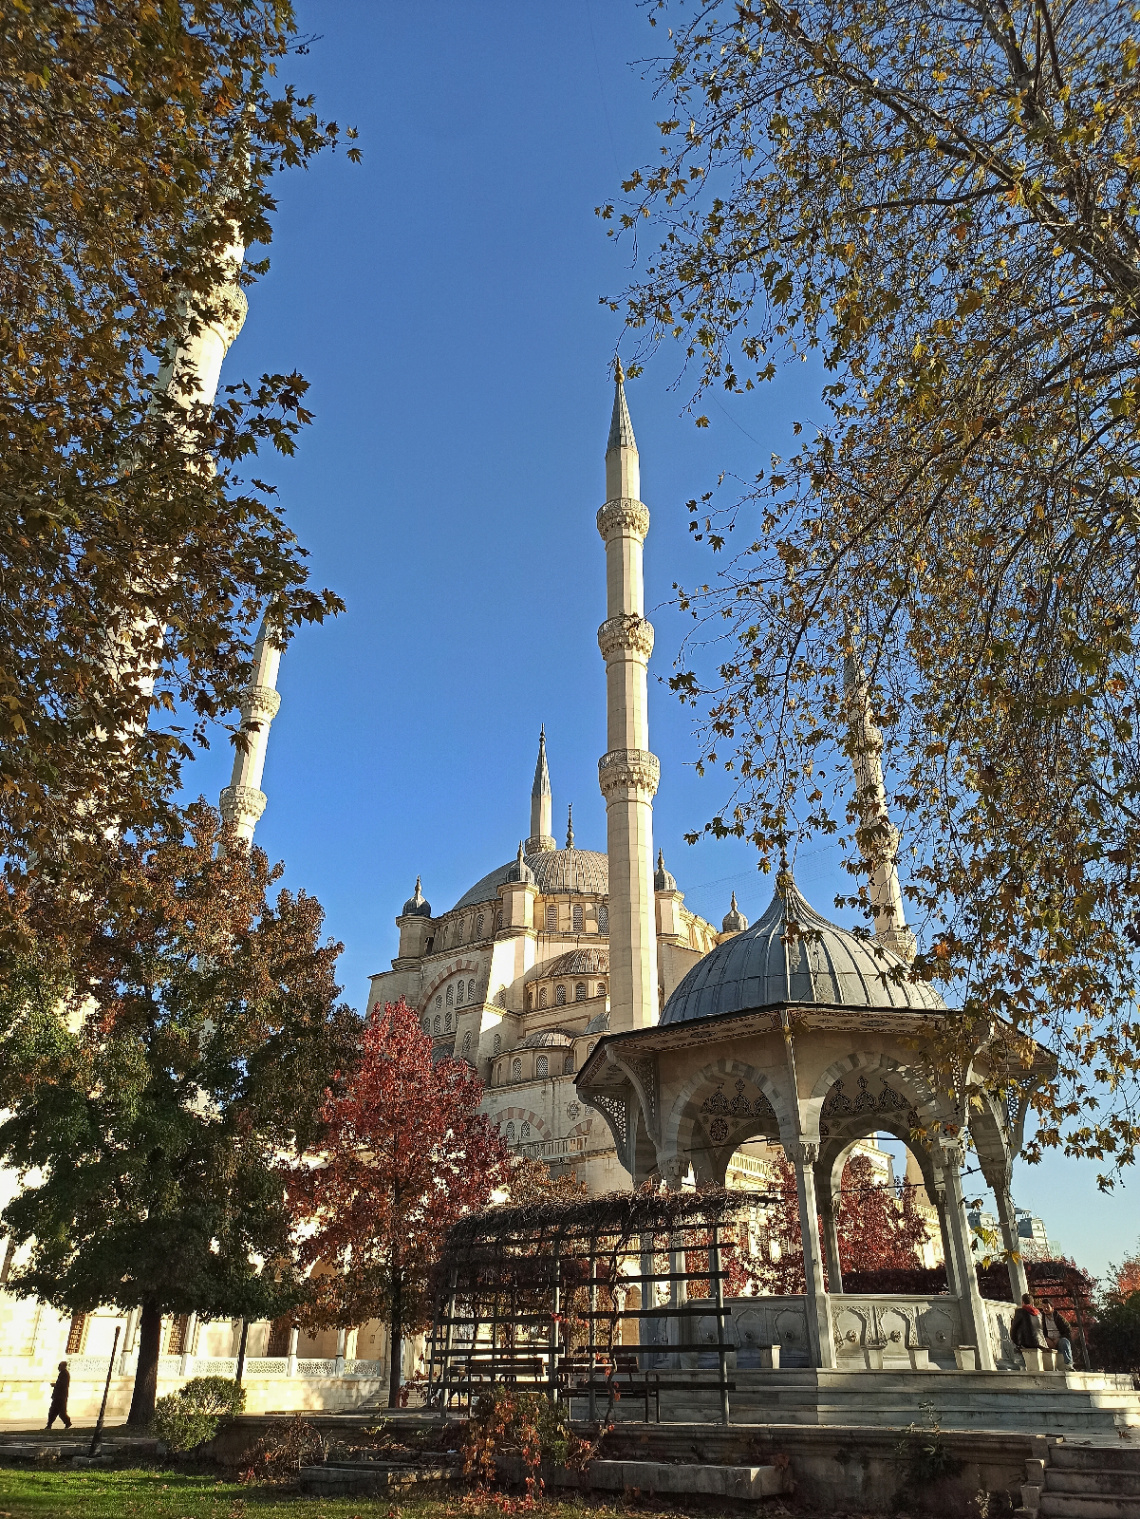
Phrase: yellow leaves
[{"left": 956, "top": 289, "right": 983, "bottom": 316}]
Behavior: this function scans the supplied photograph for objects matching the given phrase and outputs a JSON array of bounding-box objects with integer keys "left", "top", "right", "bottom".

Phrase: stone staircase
[{"left": 1021, "top": 1443, "right": 1140, "bottom": 1519}]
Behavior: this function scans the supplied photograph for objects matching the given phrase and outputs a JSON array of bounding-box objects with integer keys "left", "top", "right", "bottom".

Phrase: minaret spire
[
  {"left": 597, "top": 363, "right": 660, "bottom": 1033},
  {"left": 526, "top": 725, "right": 556, "bottom": 854},
  {"left": 219, "top": 614, "right": 282, "bottom": 845},
  {"left": 843, "top": 651, "right": 916, "bottom": 963},
  {"left": 566, "top": 804, "right": 575, "bottom": 849}
]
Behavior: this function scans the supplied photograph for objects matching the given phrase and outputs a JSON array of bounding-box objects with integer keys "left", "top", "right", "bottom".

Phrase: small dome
[
  {"left": 547, "top": 948, "right": 609, "bottom": 977},
  {"left": 654, "top": 849, "right": 678, "bottom": 893},
  {"left": 662, "top": 872, "right": 944, "bottom": 1026},
  {"left": 505, "top": 841, "right": 536, "bottom": 886},
  {"left": 452, "top": 846, "right": 608, "bottom": 910},
  {"left": 585, "top": 1008, "right": 610, "bottom": 1035},
  {"left": 722, "top": 891, "right": 748, "bottom": 934},
  {"left": 517, "top": 1029, "right": 575, "bottom": 1048},
  {"left": 401, "top": 876, "right": 431, "bottom": 918}
]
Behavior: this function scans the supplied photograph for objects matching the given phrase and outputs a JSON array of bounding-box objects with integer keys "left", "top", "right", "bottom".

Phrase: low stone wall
[
  {"left": 598, "top": 1421, "right": 1044, "bottom": 1515},
  {"left": 0, "top": 1371, "right": 385, "bottom": 1423}
]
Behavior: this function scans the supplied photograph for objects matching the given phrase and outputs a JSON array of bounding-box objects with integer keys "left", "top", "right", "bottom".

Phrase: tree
[
  {"left": 0, "top": 2, "right": 356, "bottom": 953},
  {"left": 500, "top": 1154, "right": 588, "bottom": 1206},
  {"left": 604, "top": 0, "right": 1140, "bottom": 1174},
  {"left": 1107, "top": 1239, "right": 1140, "bottom": 1302},
  {"left": 286, "top": 998, "right": 510, "bottom": 1409},
  {"left": 0, "top": 801, "right": 358, "bottom": 1425},
  {"left": 750, "top": 1152, "right": 927, "bottom": 1291}
]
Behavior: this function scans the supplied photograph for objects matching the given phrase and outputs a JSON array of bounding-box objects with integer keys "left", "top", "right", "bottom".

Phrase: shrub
[
  {"left": 153, "top": 1375, "right": 246, "bottom": 1452},
  {"left": 1088, "top": 1292, "right": 1140, "bottom": 1376},
  {"left": 463, "top": 1388, "right": 588, "bottom": 1497},
  {"left": 238, "top": 1415, "right": 326, "bottom": 1484}
]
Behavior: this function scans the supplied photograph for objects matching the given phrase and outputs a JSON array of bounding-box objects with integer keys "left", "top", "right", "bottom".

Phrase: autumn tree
[
  {"left": 287, "top": 998, "right": 510, "bottom": 1409},
  {"left": 750, "top": 1152, "right": 927, "bottom": 1291},
  {"left": 0, "top": 802, "right": 358, "bottom": 1425},
  {"left": 0, "top": 2, "right": 356, "bottom": 953},
  {"left": 604, "top": 0, "right": 1140, "bottom": 1174}
]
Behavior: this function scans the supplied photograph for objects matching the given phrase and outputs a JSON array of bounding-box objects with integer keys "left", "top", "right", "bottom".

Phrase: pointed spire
[
  {"left": 527, "top": 727, "right": 556, "bottom": 852},
  {"left": 532, "top": 724, "right": 551, "bottom": 798},
  {"left": 566, "top": 804, "right": 574, "bottom": 849},
  {"left": 607, "top": 357, "right": 638, "bottom": 455}
]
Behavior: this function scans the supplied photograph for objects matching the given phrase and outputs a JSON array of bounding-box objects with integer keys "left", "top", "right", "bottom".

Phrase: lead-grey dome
[
  {"left": 547, "top": 948, "right": 609, "bottom": 976},
  {"left": 517, "top": 1029, "right": 575, "bottom": 1048},
  {"left": 661, "top": 873, "right": 944, "bottom": 1025},
  {"left": 453, "top": 847, "right": 608, "bottom": 910}
]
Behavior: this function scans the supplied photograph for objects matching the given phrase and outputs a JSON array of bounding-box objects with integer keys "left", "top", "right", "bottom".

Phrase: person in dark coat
[
  {"left": 1010, "top": 1293, "right": 1047, "bottom": 1353},
  {"left": 1041, "top": 1299, "right": 1074, "bottom": 1368},
  {"left": 46, "top": 1361, "right": 71, "bottom": 1429}
]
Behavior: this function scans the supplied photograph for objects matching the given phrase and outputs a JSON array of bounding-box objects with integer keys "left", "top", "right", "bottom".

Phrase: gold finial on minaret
[{"left": 597, "top": 366, "right": 660, "bottom": 1033}]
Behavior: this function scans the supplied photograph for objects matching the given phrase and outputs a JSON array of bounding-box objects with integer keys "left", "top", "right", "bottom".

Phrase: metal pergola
[{"left": 426, "top": 1187, "right": 774, "bottom": 1425}]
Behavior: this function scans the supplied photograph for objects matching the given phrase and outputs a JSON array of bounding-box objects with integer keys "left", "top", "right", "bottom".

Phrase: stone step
[
  {"left": 1051, "top": 1449, "right": 1140, "bottom": 1473},
  {"left": 1039, "top": 1495, "right": 1140, "bottom": 1519},
  {"left": 1048, "top": 1471, "right": 1140, "bottom": 1497},
  {"left": 299, "top": 1463, "right": 460, "bottom": 1498}
]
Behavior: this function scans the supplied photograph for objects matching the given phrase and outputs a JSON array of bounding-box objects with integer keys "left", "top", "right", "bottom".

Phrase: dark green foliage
[
  {"left": 153, "top": 1375, "right": 246, "bottom": 1451},
  {"left": 1089, "top": 1292, "right": 1140, "bottom": 1375}
]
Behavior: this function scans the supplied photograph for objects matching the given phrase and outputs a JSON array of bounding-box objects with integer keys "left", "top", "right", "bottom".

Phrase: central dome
[
  {"left": 661, "top": 875, "right": 944, "bottom": 1024},
  {"left": 452, "top": 847, "right": 608, "bottom": 911}
]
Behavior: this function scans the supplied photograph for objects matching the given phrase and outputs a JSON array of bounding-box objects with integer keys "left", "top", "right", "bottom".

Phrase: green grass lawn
[{"left": 0, "top": 1469, "right": 651, "bottom": 1519}]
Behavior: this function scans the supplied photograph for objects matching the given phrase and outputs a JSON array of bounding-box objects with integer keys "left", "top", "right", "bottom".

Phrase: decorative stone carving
[
  {"left": 597, "top": 614, "right": 655, "bottom": 662},
  {"left": 596, "top": 497, "right": 649, "bottom": 542},
  {"left": 219, "top": 784, "right": 267, "bottom": 823},
  {"left": 590, "top": 1091, "right": 629, "bottom": 1147},
  {"left": 241, "top": 684, "right": 282, "bottom": 725},
  {"left": 623, "top": 1053, "right": 659, "bottom": 1137},
  {"left": 598, "top": 748, "right": 661, "bottom": 798}
]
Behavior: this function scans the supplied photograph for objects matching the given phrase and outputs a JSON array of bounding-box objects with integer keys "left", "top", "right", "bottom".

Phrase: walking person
[
  {"left": 1010, "top": 1293, "right": 1048, "bottom": 1365},
  {"left": 1041, "top": 1299, "right": 1075, "bottom": 1369},
  {"left": 46, "top": 1360, "right": 71, "bottom": 1429}
]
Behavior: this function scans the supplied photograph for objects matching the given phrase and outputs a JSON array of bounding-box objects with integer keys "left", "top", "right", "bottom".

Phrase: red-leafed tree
[
  {"left": 837, "top": 1153, "right": 930, "bottom": 1274},
  {"left": 286, "top": 997, "right": 510, "bottom": 1407},
  {"left": 749, "top": 1151, "right": 929, "bottom": 1292}
]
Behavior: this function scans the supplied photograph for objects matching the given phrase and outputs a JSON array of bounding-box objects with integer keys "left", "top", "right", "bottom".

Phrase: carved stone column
[
  {"left": 938, "top": 1140, "right": 996, "bottom": 1370},
  {"left": 816, "top": 1163, "right": 844, "bottom": 1295},
  {"left": 791, "top": 1142, "right": 837, "bottom": 1368}
]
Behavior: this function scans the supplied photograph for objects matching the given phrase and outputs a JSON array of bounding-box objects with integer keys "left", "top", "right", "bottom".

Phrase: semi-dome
[
  {"left": 661, "top": 873, "right": 944, "bottom": 1026},
  {"left": 547, "top": 948, "right": 609, "bottom": 977},
  {"left": 517, "top": 1029, "right": 575, "bottom": 1048},
  {"left": 401, "top": 876, "right": 431, "bottom": 917},
  {"left": 453, "top": 847, "right": 608, "bottom": 910}
]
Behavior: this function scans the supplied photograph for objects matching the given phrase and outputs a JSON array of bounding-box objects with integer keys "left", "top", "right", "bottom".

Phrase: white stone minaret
[
  {"left": 597, "top": 363, "right": 660, "bottom": 1032},
  {"left": 526, "top": 726, "right": 556, "bottom": 854},
  {"left": 219, "top": 617, "right": 282, "bottom": 845},
  {"left": 843, "top": 653, "right": 916, "bottom": 962}
]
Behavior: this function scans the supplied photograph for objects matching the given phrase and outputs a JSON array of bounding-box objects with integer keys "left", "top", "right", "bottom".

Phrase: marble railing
[{"left": 0, "top": 1352, "right": 384, "bottom": 1381}]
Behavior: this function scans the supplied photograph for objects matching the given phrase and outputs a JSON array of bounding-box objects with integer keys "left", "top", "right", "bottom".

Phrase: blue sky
[{"left": 190, "top": 1, "right": 1134, "bottom": 1279}]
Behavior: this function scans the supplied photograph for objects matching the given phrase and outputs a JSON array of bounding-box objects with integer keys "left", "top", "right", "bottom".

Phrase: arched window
[
  {"left": 422, "top": 1015, "right": 430, "bottom": 1034},
  {"left": 512, "top": 1058, "right": 522, "bottom": 1080},
  {"left": 598, "top": 904, "right": 609, "bottom": 933},
  {"left": 506, "top": 1121, "right": 516, "bottom": 1143},
  {"left": 468, "top": 978, "right": 476, "bottom": 1000},
  {"left": 545, "top": 904, "right": 557, "bottom": 931},
  {"left": 520, "top": 1121, "right": 531, "bottom": 1140},
  {"left": 539, "top": 987, "right": 548, "bottom": 1008},
  {"left": 495, "top": 988, "right": 506, "bottom": 1008},
  {"left": 564, "top": 1054, "right": 575, "bottom": 1074},
  {"left": 493, "top": 1033, "right": 502, "bottom": 1055},
  {"left": 435, "top": 994, "right": 442, "bottom": 1009},
  {"left": 575, "top": 983, "right": 586, "bottom": 1001},
  {"left": 446, "top": 985, "right": 454, "bottom": 1006},
  {"left": 526, "top": 988, "right": 533, "bottom": 1010},
  {"left": 494, "top": 910, "right": 503, "bottom": 932},
  {"left": 433, "top": 1015, "right": 441, "bottom": 1034},
  {"left": 536, "top": 1055, "right": 549, "bottom": 1078},
  {"left": 597, "top": 982, "right": 606, "bottom": 998},
  {"left": 445, "top": 1010, "right": 453, "bottom": 1032},
  {"left": 573, "top": 904, "right": 584, "bottom": 931},
  {"left": 461, "top": 1032, "right": 471, "bottom": 1057},
  {"left": 475, "top": 914, "right": 484, "bottom": 939},
  {"left": 456, "top": 981, "right": 464, "bottom": 1005},
  {"left": 555, "top": 985, "right": 566, "bottom": 1006}
]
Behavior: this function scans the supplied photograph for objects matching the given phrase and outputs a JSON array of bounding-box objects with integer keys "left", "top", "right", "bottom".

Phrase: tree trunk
[
  {"left": 127, "top": 1301, "right": 163, "bottom": 1427},
  {"left": 387, "top": 1269, "right": 402, "bottom": 1409}
]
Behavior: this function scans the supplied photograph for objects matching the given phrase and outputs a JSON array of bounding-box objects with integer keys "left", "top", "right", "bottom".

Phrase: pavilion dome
[
  {"left": 660, "top": 872, "right": 944, "bottom": 1026},
  {"left": 401, "top": 876, "right": 431, "bottom": 917},
  {"left": 547, "top": 947, "right": 609, "bottom": 977},
  {"left": 452, "top": 847, "right": 608, "bottom": 910}
]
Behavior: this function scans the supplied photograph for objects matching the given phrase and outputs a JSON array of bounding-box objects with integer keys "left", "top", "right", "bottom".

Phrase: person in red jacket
[{"left": 1010, "top": 1293, "right": 1048, "bottom": 1355}]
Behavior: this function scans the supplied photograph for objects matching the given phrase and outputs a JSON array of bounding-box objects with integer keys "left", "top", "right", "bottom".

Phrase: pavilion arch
[
  {"left": 806, "top": 1050, "right": 947, "bottom": 1142},
  {"left": 662, "top": 1057, "right": 794, "bottom": 1183}
]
